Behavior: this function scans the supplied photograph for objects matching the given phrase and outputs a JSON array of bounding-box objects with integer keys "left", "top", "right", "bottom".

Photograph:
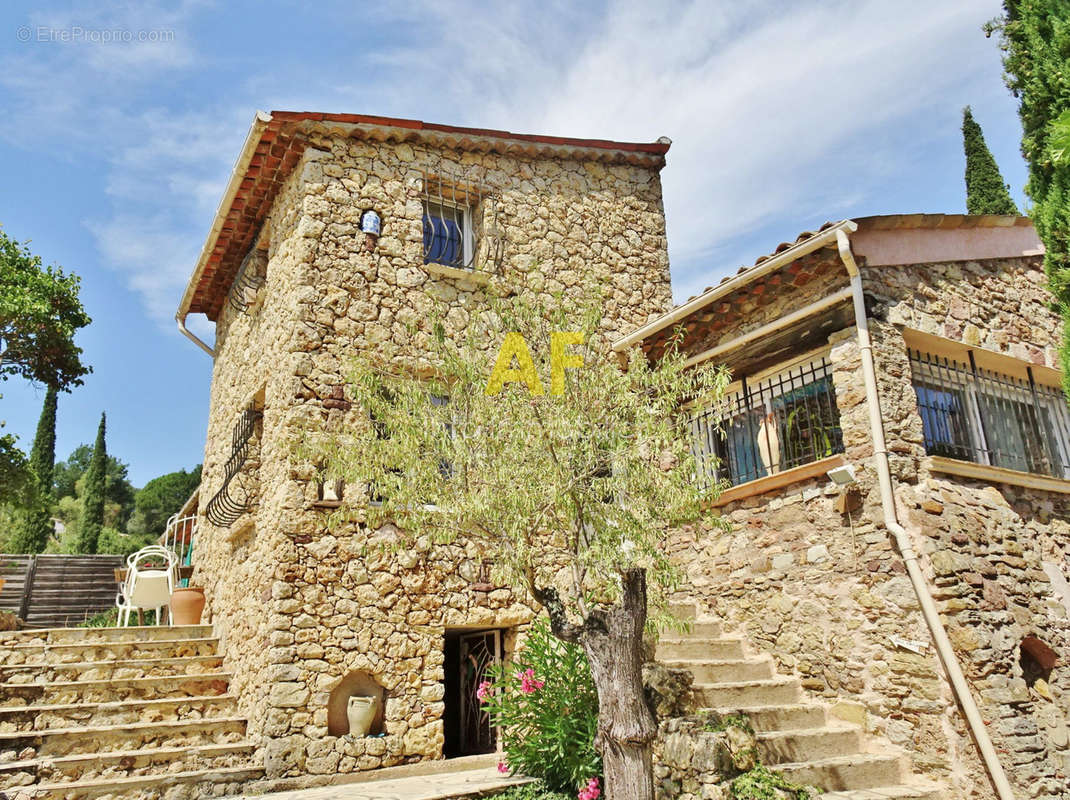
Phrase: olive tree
[{"left": 307, "top": 297, "right": 726, "bottom": 800}]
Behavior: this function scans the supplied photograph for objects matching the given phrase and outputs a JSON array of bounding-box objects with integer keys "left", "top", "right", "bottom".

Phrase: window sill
[
  {"left": 928, "top": 456, "right": 1070, "bottom": 494},
  {"left": 422, "top": 262, "right": 491, "bottom": 284},
  {"left": 710, "top": 454, "right": 846, "bottom": 507}
]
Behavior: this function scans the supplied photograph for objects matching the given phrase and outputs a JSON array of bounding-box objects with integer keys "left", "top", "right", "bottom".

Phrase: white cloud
[{"left": 1, "top": 0, "right": 1012, "bottom": 324}]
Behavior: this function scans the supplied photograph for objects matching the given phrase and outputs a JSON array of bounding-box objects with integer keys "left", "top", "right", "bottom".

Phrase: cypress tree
[
  {"left": 77, "top": 413, "right": 107, "bottom": 555},
  {"left": 991, "top": 0, "right": 1070, "bottom": 394},
  {"left": 962, "top": 106, "right": 1019, "bottom": 215},
  {"left": 8, "top": 387, "right": 58, "bottom": 553}
]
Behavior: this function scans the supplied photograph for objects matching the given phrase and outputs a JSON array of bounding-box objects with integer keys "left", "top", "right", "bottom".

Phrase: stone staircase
[
  {"left": 660, "top": 602, "right": 943, "bottom": 800},
  {"left": 0, "top": 624, "right": 263, "bottom": 799}
]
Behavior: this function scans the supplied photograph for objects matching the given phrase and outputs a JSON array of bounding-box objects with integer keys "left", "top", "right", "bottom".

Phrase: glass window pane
[
  {"left": 423, "top": 203, "right": 465, "bottom": 266},
  {"left": 913, "top": 381, "right": 975, "bottom": 461}
]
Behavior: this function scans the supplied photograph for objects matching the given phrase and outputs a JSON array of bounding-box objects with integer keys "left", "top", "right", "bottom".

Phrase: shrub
[
  {"left": 729, "top": 764, "right": 815, "bottom": 799},
  {"left": 491, "top": 783, "right": 574, "bottom": 800},
  {"left": 480, "top": 617, "right": 601, "bottom": 793}
]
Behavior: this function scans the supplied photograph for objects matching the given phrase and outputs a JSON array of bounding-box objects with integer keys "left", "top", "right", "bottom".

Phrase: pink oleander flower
[
  {"left": 476, "top": 680, "right": 492, "bottom": 702},
  {"left": 497, "top": 761, "right": 510, "bottom": 774},
  {"left": 577, "top": 778, "right": 600, "bottom": 800},
  {"left": 516, "top": 667, "right": 545, "bottom": 695}
]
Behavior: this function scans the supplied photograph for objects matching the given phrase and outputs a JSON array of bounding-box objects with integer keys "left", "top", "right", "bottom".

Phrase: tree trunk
[
  {"left": 533, "top": 568, "right": 657, "bottom": 800},
  {"left": 582, "top": 569, "right": 656, "bottom": 800}
]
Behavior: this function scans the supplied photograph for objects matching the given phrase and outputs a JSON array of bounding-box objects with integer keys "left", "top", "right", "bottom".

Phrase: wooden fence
[{"left": 0, "top": 554, "right": 123, "bottom": 628}]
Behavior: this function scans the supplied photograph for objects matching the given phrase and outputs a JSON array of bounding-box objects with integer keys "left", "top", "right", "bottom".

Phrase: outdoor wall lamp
[{"left": 826, "top": 464, "right": 857, "bottom": 486}]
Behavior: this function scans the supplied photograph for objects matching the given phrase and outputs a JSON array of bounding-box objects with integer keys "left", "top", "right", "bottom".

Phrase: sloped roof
[{"left": 179, "top": 111, "right": 672, "bottom": 322}]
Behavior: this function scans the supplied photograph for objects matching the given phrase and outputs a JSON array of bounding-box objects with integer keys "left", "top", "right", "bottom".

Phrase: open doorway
[{"left": 443, "top": 628, "right": 502, "bottom": 757}]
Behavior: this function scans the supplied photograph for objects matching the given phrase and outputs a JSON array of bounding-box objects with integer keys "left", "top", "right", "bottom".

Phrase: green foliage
[
  {"left": 53, "top": 444, "right": 136, "bottom": 527},
  {"left": 490, "top": 783, "right": 573, "bottom": 800},
  {"left": 304, "top": 295, "right": 728, "bottom": 623},
  {"left": 79, "top": 608, "right": 118, "bottom": 628},
  {"left": 78, "top": 414, "right": 108, "bottom": 554},
  {"left": 481, "top": 618, "right": 600, "bottom": 791},
  {"left": 962, "top": 106, "right": 1019, "bottom": 215},
  {"left": 703, "top": 712, "right": 755, "bottom": 736},
  {"left": 989, "top": 1, "right": 1070, "bottom": 395},
  {"left": 0, "top": 430, "right": 31, "bottom": 506},
  {"left": 96, "top": 526, "right": 156, "bottom": 556},
  {"left": 8, "top": 388, "right": 58, "bottom": 553},
  {"left": 126, "top": 465, "right": 201, "bottom": 539},
  {"left": 729, "top": 765, "right": 815, "bottom": 800},
  {"left": 0, "top": 226, "right": 91, "bottom": 390}
]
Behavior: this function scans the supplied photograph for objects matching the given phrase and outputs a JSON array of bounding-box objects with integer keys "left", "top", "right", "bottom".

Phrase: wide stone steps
[
  {"left": 0, "top": 694, "right": 239, "bottom": 731},
  {"left": 0, "top": 654, "right": 225, "bottom": 684},
  {"left": 756, "top": 726, "right": 863, "bottom": 764},
  {"left": 0, "top": 740, "right": 256, "bottom": 788},
  {"left": 0, "top": 624, "right": 262, "bottom": 797},
  {"left": 660, "top": 600, "right": 945, "bottom": 798},
  {"left": 18, "top": 764, "right": 263, "bottom": 800},
  {"left": 0, "top": 636, "right": 220, "bottom": 666},
  {"left": 663, "top": 657, "right": 773, "bottom": 683},
  {"left": 693, "top": 677, "right": 801, "bottom": 708},
  {"left": 0, "top": 672, "right": 233, "bottom": 707},
  {"left": 0, "top": 716, "right": 249, "bottom": 759}
]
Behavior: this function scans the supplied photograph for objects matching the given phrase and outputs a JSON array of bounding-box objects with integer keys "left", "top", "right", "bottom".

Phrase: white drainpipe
[{"left": 835, "top": 229, "right": 1016, "bottom": 800}]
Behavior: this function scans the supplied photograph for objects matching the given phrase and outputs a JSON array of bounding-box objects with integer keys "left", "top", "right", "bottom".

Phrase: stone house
[
  {"left": 174, "top": 111, "right": 676, "bottom": 778},
  {"left": 617, "top": 215, "right": 1070, "bottom": 799},
  {"left": 173, "top": 110, "right": 1070, "bottom": 798}
]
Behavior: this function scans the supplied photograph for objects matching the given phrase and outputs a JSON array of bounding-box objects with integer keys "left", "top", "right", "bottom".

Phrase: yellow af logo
[{"left": 485, "top": 332, "right": 585, "bottom": 396}]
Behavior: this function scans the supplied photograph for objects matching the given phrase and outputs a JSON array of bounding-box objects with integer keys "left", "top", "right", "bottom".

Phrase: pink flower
[
  {"left": 516, "top": 668, "right": 545, "bottom": 695},
  {"left": 476, "top": 680, "right": 492, "bottom": 702},
  {"left": 497, "top": 761, "right": 510, "bottom": 774},
  {"left": 578, "top": 778, "right": 600, "bottom": 800}
]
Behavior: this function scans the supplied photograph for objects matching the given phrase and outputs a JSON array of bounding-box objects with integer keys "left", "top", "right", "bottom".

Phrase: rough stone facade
[
  {"left": 190, "top": 128, "right": 674, "bottom": 778},
  {"left": 664, "top": 232, "right": 1070, "bottom": 799}
]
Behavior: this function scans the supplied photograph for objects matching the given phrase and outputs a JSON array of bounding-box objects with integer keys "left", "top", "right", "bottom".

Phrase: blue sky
[{"left": 1, "top": 0, "right": 1028, "bottom": 487}]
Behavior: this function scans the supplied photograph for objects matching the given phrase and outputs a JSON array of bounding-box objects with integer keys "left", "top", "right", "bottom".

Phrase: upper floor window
[
  {"left": 423, "top": 198, "right": 475, "bottom": 269},
  {"left": 909, "top": 349, "right": 1070, "bottom": 479},
  {"left": 690, "top": 355, "right": 844, "bottom": 490}
]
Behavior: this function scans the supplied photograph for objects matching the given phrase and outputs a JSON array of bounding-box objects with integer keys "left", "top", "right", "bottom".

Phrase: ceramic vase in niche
[{"left": 347, "top": 695, "right": 377, "bottom": 736}]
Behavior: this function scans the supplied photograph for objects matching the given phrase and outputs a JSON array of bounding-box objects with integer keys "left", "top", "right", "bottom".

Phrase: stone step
[
  {"left": 657, "top": 637, "right": 745, "bottom": 661},
  {"left": 0, "top": 740, "right": 256, "bottom": 789},
  {"left": 714, "top": 703, "right": 829, "bottom": 732},
  {"left": 0, "top": 654, "right": 224, "bottom": 683},
  {"left": 0, "top": 637, "right": 220, "bottom": 667},
  {"left": 0, "top": 625, "right": 214, "bottom": 647},
  {"left": 756, "top": 725, "right": 863, "bottom": 765},
  {"left": 776, "top": 754, "right": 907, "bottom": 792},
  {"left": 667, "top": 601, "right": 697, "bottom": 620},
  {"left": 663, "top": 657, "right": 773, "bottom": 683},
  {"left": 18, "top": 763, "right": 263, "bottom": 800},
  {"left": 0, "top": 716, "right": 248, "bottom": 760},
  {"left": 693, "top": 677, "right": 800, "bottom": 708},
  {"left": 818, "top": 783, "right": 944, "bottom": 800},
  {"left": 0, "top": 694, "right": 239, "bottom": 732},
  {"left": 0, "top": 672, "right": 232, "bottom": 708}
]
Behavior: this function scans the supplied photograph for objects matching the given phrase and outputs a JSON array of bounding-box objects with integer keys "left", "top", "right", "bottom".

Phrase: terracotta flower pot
[{"left": 170, "top": 587, "right": 206, "bottom": 626}]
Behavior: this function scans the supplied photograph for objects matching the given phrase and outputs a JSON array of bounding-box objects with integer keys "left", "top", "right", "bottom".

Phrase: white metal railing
[{"left": 161, "top": 513, "right": 197, "bottom": 587}]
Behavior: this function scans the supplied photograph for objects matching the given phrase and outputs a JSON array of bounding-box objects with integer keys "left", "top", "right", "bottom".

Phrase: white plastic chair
[{"left": 117, "top": 546, "right": 177, "bottom": 626}]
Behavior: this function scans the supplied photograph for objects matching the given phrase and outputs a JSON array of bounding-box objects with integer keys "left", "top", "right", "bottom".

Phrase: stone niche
[{"left": 327, "top": 670, "right": 388, "bottom": 737}]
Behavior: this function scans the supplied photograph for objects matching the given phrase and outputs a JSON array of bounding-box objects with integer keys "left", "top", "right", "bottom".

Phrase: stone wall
[
  {"left": 193, "top": 134, "right": 675, "bottom": 777},
  {"left": 667, "top": 251, "right": 1070, "bottom": 798}
]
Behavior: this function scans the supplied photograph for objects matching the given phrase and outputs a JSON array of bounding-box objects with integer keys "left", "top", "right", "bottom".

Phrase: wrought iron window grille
[
  {"left": 420, "top": 167, "right": 503, "bottom": 273},
  {"left": 908, "top": 349, "right": 1070, "bottom": 479},
  {"left": 205, "top": 404, "right": 263, "bottom": 527},
  {"left": 690, "top": 356, "right": 844, "bottom": 490}
]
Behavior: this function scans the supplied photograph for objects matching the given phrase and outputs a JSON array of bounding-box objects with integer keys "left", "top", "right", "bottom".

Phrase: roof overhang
[{"left": 177, "top": 111, "right": 673, "bottom": 325}]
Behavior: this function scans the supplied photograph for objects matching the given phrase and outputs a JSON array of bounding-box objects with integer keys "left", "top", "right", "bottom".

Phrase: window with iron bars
[
  {"left": 690, "top": 356, "right": 844, "bottom": 489},
  {"left": 908, "top": 349, "right": 1070, "bottom": 479}
]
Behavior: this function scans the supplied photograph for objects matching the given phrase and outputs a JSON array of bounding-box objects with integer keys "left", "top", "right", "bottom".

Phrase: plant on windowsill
[{"left": 782, "top": 405, "right": 838, "bottom": 468}]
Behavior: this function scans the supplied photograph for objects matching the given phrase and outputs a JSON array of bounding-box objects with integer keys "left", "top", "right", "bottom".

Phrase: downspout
[
  {"left": 835, "top": 229, "right": 1016, "bottom": 800},
  {"left": 176, "top": 314, "right": 215, "bottom": 357}
]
